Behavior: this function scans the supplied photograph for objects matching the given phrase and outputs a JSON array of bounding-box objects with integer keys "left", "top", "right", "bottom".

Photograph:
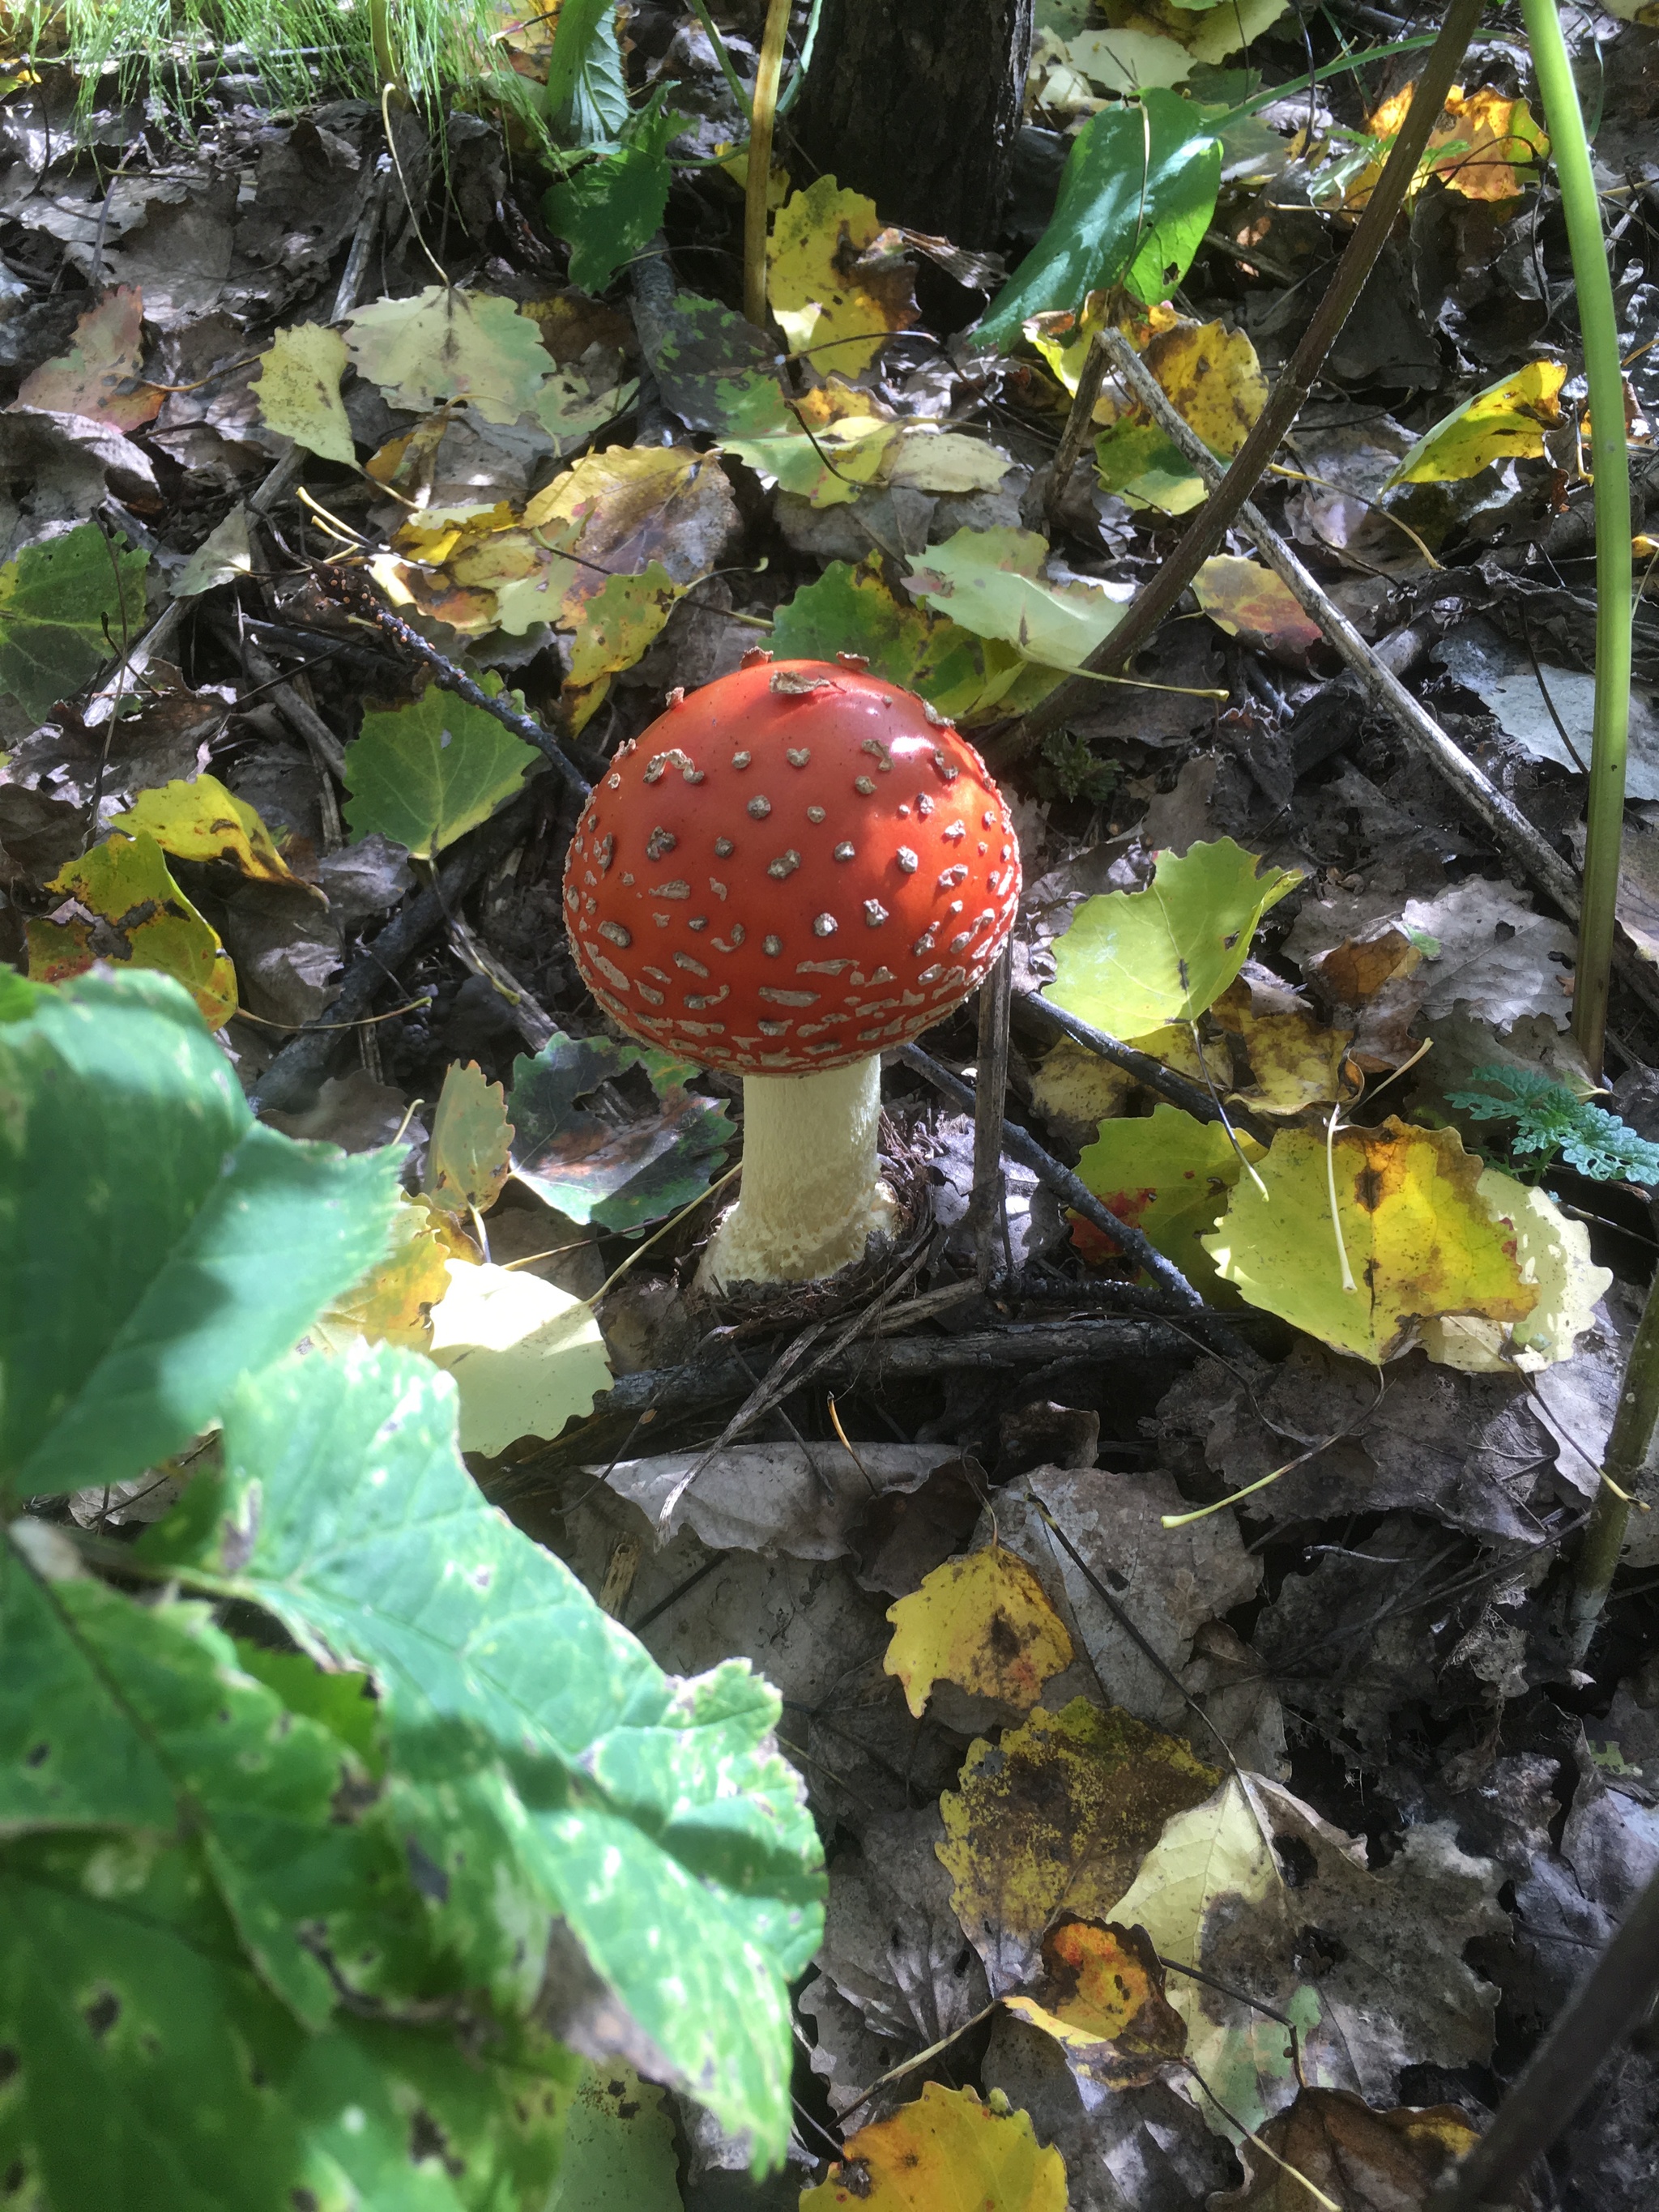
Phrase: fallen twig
[{"left": 1013, "top": 988, "right": 1275, "bottom": 1144}]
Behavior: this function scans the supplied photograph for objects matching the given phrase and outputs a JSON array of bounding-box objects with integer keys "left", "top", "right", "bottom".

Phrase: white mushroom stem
[{"left": 697, "top": 1057, "right": 899, "bottom": 1291}]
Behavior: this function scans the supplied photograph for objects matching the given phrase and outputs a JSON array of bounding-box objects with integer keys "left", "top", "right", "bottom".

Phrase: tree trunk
[{"left": 791, "top": 0, "right": 1034, "bottom": 250}]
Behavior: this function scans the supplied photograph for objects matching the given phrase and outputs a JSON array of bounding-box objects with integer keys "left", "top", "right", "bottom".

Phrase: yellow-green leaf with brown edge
[
  {"left": 26, "top": 832, "right": 237, "bottom": 1027},
  {"left": 884, "top": 1542, "right": 1073, "bottom": 1718}
]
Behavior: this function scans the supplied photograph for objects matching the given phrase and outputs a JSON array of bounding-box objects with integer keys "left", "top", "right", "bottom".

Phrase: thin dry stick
[
  {"left": 1092, "top": 327, "right": 1659, "bottom": 1032},
  {"left": 743, "top": 0, "right": 791, "bottom": 329},
  {"left": 1045, "top": 329, "right": 1115, "bottom": 530},
  {"left": 998, "top": 0, "right": 1486, "bottom": 761}
]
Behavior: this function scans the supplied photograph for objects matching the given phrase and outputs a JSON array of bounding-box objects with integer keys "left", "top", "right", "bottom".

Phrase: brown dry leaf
[
  {"left": 14, "top": 286, "right": 162, "bottom": 431},
  {"left": 800, "top": 2083, "right": 1066, "bottom": 2212},
  {"left": 1001, "top": 1917, "right": 1186, "bottom": 2089},
  {"left": 937, "top": 1698, "right": 1219, "bottom": 1992},
  {"left": 884, "top": 1542, "right": 1074, "bottom": 1718},
  {"left": 1192, "top": 557, "right": 1323, "bottom": 662},
  {"left": 1209, "top": 2086, "right": 1488, "bottom": 2210},
  {"left": 767, "top": 176, "right": 919, "bottom": 379}
]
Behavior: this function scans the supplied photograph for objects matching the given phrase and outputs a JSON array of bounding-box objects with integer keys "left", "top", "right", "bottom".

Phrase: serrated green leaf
[
  {"left": 1073, "top": 1103, "right": 1264, "bottom": 1292},
  {"left": 0, "top": 1831, "right": 578, "bottom": 2212},
  {"left": 977, "top": 91, "right": 1222, "bottom": 347},
  {"left": 508, "top": 1027, "right": 734, "bottom": 1234},
  {"left": 0, "top": 522, "right": 149, "bottom": 722},
  {"left": 905, "top": 526, "right": 1127, "bottom": 671},
  {"left": 251, "top": 322, "right": 357, "bottom": 468},
  {"left": 344, "top": 688, "right": 539, "bottom": 860},
  {"left": 193, "top": 1341, "right": 825, "bottom": 2161},
  {"left": 424, "top": 1060, "right": 514, "bottom": 1216},
  {"left": 544, "top": 147, "right": 673, "bottom": 293},
  {"left": 547, "top": 0, "right": 629, "bottom": 145},
  {"left": 0, "top": 968, "right": 399, "bottom": 1503},
  {"left": 1045, "top": 838, "right": 1302, "bottom": 1036}
]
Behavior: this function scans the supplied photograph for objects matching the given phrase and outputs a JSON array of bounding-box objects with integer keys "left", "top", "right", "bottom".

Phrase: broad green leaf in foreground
[
  {"left": 509, "top": 1027, "right": 734, "bottom": 1234},
  {"left": 1202, "top": 1117, "right": 1537, "bottom": 1365},
  {"left": 0, "top": 521, "right": 149, "bottom": 721},
  {"left": 0, "top": 1831, "right": 576, "bottom": 2212},
  {"left": 191, "top": 1341, "right": 825, "bottom": 2158},
  {"left": 0, "top": 969, "right": 398, "bottom": 1502},
  {"left": 344, "top": 684, "right": 539, "bottom": 859},
  {"left": 1072, "top": 1103, "right": 1265, "bottom": 1292},
  {"left": 905, "top": 526, "right": 1129, "bottom": 671},
  {"left": 1045, "top": 837, "right": 1301, "bottom": 1037},
  {"left": 552, "top": 2062, "right": 683, "bottom": 2212},
  {"left": 425, "top": 1258, "right": 611, "bottom": 1455},
  {"left": 977, "top": 91, "right": 1222, "bottom": 347},
  {"left": 26, "top": 830, "right": 239, "bottom": 1027}
]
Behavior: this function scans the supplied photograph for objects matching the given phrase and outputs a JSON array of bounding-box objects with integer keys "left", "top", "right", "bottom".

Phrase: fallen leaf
[
  {"left": 251, "top": 321, "right": 356, "bottom": 467},
  {"left": 171, "top": 506, "right": 254, "bottom": 598},
  {"left": 425, "top": 1257, "right": 611, "bottom": 1456},
  {"left": 343, "top": 685, "right": 539, "bottom": 860},
  {"left": 346, "top": 285, "right": 552, "bottom": 426},
  {"left": 887, "top": 428, "right": 1014, "bottom": 495},
  {"left": 26, "top": 830, "right": 237, "bottom": 1025},
  {"left": 1209, "top": 2086, "right": 1484, "bottom": 2211},
  {"left": 0, "top": 521, "right": 149, "bottom": 722},
  {"left": 938, "top": 1698, "right": 1219, "bottom": 1992},
  {"left": 424, "top": 1059, "right": 514, "bottom": 1217},
  {"left": 1094, "top": 419, "right": 1209, "bottom": 513},
  {"left": 109, "top": 771, "right": 308, "bottom": 890},
  {"left": 1211, "top": 976, "right": 1355, "bottom": 1116},
  {"left": 14, "top": 286, "right": 162, "bottom": 431},
  {"left": 1420, "top": 1166, "right": 1611, "bottom": 1374},
  {"left": 518, "top": 444, "right": 740, "bottom": 624},
  {"left": 726, "top": 386, "right": 900, "bottom": 509},
  {"left": 767, "top": 176, "right": 919, "bottom": 380},
  {"left": 1046, "top": 838, "right": 1303, "bottom": 1038},
  {"left": 313, "top": 1196, "right": 455, "bottom": 1353},
  {"left": 800, "top": 2083, "right": 1066, "bottom": 2212},
  {"left": 636, "top": 289, "right": 790, "bottom": 437},
  {"left": 1192, "top": 556, "right": 1324, "bottom": 660},
  {"left": 1073, "top": 1103, "right": 1265, "bottom": 1290},
  {"left": 884, "top": 1543, "right": 1075, "bottom": 1718},
  {"left": 1202, "top": 1117, "right": 1537, "bottom": 1365},
  {"left": 1002, "top": 1918, "right": 1186, "bottom": 2089},
  {"left": 600, "top": 1443, "right": 957, "bottom": 1562},
  {"left": 1108, "top": 1775, "right": 1503, "bottom": 2140},
  {"left": 1386, "top": 361, "right": 1567, "bottom": 487},
  {"left": 906, "top": 526, "right": 1129, "bottom": 672},
  {"left": 1361, "top": 82, "right": 1548, "bottom": 206},
  {"left": 508, "top": 1027, "right": 733, "bottom": 1234},
  {"left": 561, "top": 560, "right": 683, "bottom": 731}
]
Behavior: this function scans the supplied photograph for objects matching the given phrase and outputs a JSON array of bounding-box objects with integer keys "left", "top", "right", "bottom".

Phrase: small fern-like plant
[{"left": 1448, "top": 1063, "right": 1659, "bottom": 1185}]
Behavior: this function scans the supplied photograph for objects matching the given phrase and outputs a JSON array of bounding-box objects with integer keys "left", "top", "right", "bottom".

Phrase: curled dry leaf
[
  {"left": 884, "top": 1541, "right": 1075, "bottom": 1718},
  {"left": 1208, "top": 2086, "right": 1493, "bottom": 2211},
  {"left": 1002, "top": 1917, "right": 1187, "bottom": 2089}
]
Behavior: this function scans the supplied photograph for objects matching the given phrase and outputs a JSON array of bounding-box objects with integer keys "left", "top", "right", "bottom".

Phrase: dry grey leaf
[{"left": 597, "top": 1443, "right": 956, "bottom": 1561}]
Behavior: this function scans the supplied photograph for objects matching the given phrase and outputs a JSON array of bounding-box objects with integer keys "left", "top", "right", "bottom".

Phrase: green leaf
[
  {"left": 345, "top": 287, "right": 553, "bottom": 428},
  {"left": 0, "top": 522, "right": 149, "bottom": 722},
  {"left": 424, "top": 1059, "right": 514, "bottom": 1216},
  {"left": 1045, "top": 838, "right": 1301, "bottom": 1037},
  {"left": 1094, "top": 421, "right": 1207, "bottom": 514},
  {"left": 1073, "top": 1104, "right": 1265, "bottom": 1292},
  {"left": 344, "top": 687, "right": 539, "bottom": 860},
  {"left": 637, "top": 292, "right": 789, "bottom": 438},
  {"left": 0, "top": 969, "right": 399, "bottom": 1503},
  {"left": 547, "top": 0, "right": 629, "bottom": 147},
  {"left": 553, "top": 2062, "right": 683, "bottom": 2211},
  {"left": 251, "top": 322, "right": 357, "bottom": 468},
  {"left": 545, "top": 148, "right": 673, "bottom": 293},
  {"left": 0, "top": 1831, "right": 578, "bottom": 2212},
  {"left": 192, "top": 1340, "right": 825, "bottom": 2161},
  {"left": 904, "top": 526, "right": 1128, "bottom": 671},
  {"left": 977, "top": 91, "right": 1222, "bottom": 348},
  {"left": 1385, "top": 361, "right": 1566, "bottom": 487},
  {"left": 0, "top": 1549, "right": 380, "bottom": 2031},
  {"left": 508, "top": 1028, "right": 735, "bottom": 1234}
]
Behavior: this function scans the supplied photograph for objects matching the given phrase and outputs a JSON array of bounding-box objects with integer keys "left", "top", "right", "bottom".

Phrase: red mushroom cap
[{"left": 563, "top": 658, "right": 1022, "bottom": 1075}]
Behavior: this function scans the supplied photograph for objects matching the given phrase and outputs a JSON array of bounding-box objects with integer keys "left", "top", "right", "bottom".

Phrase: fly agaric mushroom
[{"left": 563, "top": 656, "right": 1021, "bottom": 1289}]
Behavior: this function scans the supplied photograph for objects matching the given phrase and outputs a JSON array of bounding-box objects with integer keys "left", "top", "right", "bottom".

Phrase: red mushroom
[{"left": 563, "top": 656, "right": 1022, "bottom": 1289}]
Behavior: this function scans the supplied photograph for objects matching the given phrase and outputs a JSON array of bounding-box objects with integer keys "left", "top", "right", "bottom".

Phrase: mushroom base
[{"left": 697, "top": 1058, "right": 899, "bottom": 1292}]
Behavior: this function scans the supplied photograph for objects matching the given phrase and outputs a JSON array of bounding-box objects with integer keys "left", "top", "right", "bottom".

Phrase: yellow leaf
[
  {"left": 426, "top": 1259, "right": 611, "bottom": 1458},
  {"left": 884, "top": 1543, "right": 1074, "bottom": 1718},
  {"left": 1202, "top": 1117, "right": 1538, "bottom": 1365},
  {"left": 109, "top": 772, "right": 309, "bottom": 893},
  {"left": 1072, "top": 1104, "right": 1265, "bottom": 1293},
  {"left": 1193, "top": 556, "right": 1324, "bottom": 658},
  {"left": 27, "top": 831, "right": 236, "bottom": 1027},
  {"left": 1139, "top": 318, "right": 1267, "bottom": 458},
  {"left": 1359, "top": 83, "right": 1548, "bottom": 207},
  {"left": 1420, "top": 1166, "right": 1611, "bottom": 1374},
  {"left": 1387, "top": 361, "right": 1567, "bottom": 486},
  {"left": 1211, "top": 980, "right": 1354, "bottom": 1116},
  {"left": 314, "top": 1197, "right": 454, "bottom": 1353},
  {"left": 938, "top": 1698, "right": 1219, "bottom": 1989},
  {"left": 252, "top": 322, "right": 356, "bottom": 468},
  {"left": 766, "top": 176, "right": 919, "bottom": 379},
  {"left": 424, "top": 1059, "right": 514, "bottom": 1217},
  {"left": 345, "top": 285, "right": 552, "bottom": 426},
  {"left": 1001, "top": 1917, "right": 1186, "bottom": 2088},
  {"left": 800, "top": 2084, "right": 1066, "bottom": 2212}
]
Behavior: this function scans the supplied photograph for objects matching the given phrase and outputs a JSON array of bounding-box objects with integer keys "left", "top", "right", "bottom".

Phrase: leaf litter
[{"left": 2, "top": 5, "right": 1659, "bottom": 2205}]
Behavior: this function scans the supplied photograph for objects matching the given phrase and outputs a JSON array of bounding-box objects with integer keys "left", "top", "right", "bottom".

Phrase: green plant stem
[
  {"left": 685, "top": 0, "right": 754, "bottom": 122},
  {"left": 369, "top": 0, "right": 403, "bottom": 100},
  {"left": 1568, "top": 1259, "right": 1659, "bottom": 1659},
  {"left": 744, "top": 0, "right": 791, "bottom": 330},
  {"left": 1520, "top": 0, "right": 1634, "bottom": 1085}
]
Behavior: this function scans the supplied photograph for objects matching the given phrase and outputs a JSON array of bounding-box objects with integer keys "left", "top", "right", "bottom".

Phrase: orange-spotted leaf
[
  {"left": 1192, "top": 556, "right": 1323, "bottom": 660},
  {"left": 1002, "top": 1916, "right": 1187, "bottom": 2088},
  {"left": 800, "top": 2083, "right": 1066, "bottom": 2212},
  {"left": 1361, "top": 83, "right": 1548, "bottom": 205},
  {"left": 884, "top": 1542, "right": 1073, "bottom": 1718},
  {"left": 1073, "top": 1104, "right": 1265, "bottom": 1294}
]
